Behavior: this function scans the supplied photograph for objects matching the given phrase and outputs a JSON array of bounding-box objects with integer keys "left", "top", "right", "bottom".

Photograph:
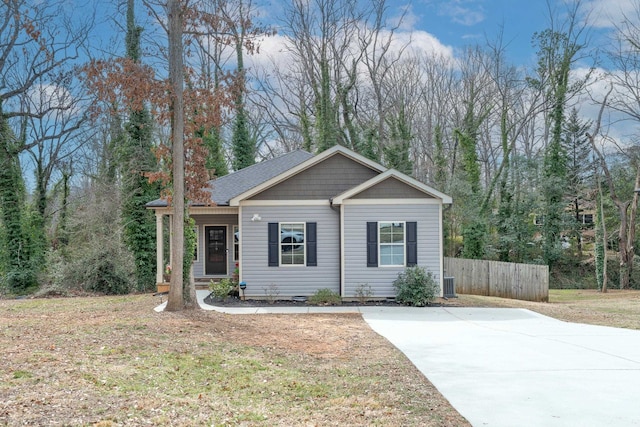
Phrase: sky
[{"left": 88, "top": 0, "right": 635, "bottom": 72}]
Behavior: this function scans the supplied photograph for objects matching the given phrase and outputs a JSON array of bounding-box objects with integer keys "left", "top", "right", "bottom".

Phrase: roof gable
[
  {"left": 230, "top": 145, "right": 386, "bottom": 205},
  {"left": 331, "top": 169, "right": 453, "bottom": 205},
  {"left": 247, "top": 150, "right": 379, "bottom": 200}
]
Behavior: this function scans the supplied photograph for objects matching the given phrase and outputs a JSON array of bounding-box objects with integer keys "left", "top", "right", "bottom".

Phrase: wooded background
[{"left": 1, "top": 0, "right": 639, "bottom": 298}]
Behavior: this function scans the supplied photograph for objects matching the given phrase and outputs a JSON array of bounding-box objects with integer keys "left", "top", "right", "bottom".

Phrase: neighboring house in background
[{"left": 147, "top": 145, "right": 452, "bottom": 299}]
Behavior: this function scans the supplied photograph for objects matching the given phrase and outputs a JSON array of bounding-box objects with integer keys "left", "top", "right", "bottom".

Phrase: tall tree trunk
[
  {"left": 622, "top": 167, "right": 640, "bottom": 288},
  {"left": 166, "top": 0, "right": 186, "bottom": 311},
  {"left": 595, "top": 165, "right": 607, "bottom": 293}
]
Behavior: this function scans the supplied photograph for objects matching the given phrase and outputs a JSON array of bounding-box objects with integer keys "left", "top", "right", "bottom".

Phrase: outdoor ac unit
[{"left": 443, "top": 276, "right": 456, "bottom": 298}]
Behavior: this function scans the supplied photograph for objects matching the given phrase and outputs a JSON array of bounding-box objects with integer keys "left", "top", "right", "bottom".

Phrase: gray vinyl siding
[
  {"left": 352, "top": 177, "right": 434, "bottom": 199},
  {"left": 343, "top": 204, "right": 441, "bottom": 298},
  {"left": 240, "top": 204, "right": 340, "bottom": 298},
  {"left": 192, "top": 214, "right": 238, "bottom": 278},
  {"left": 248, "top": 153, "right": 379, "bottom": 200}
]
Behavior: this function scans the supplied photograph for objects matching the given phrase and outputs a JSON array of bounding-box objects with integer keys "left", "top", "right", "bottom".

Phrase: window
[
  {"left": 233, "top": 225, "right": 239, "bottom": 261},
  {"left": 367, "top": 221, "right": 417, "bottom": 268},
  {"left": 280, "top": 223, "right": 305, "bottom": 265},
  {"left": 268, "top": 222, "right": 317, "bottom": 267},
  {"left": 379, "top": 222, "right": 405, "bottom": 266}
]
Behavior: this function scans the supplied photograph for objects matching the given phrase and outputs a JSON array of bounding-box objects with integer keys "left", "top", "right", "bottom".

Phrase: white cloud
[
  {"left": 245, "top": 25, "right": 455, "bottom": 74},
  {"left": 438, "top": 1, "right": 485, "bottom": 26},
  {"left": 583, "top": 0, "right": 638, "bottom": 29},
  {"left": 389, "top": 4, "right": 421, "bottom": 32}
]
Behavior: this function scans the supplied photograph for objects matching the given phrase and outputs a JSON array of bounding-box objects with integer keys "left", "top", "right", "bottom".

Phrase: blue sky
[
  {"left": 410, "top": 0, "right": 549, "bottom": 64},
  {"left": 390, "top": 0, "right": 630, "bottom": 69}
]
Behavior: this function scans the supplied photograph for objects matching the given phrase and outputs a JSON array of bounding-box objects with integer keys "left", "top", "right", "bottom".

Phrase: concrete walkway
[{"left": 156, "top": 291, "right": 640, "bottom": 426}]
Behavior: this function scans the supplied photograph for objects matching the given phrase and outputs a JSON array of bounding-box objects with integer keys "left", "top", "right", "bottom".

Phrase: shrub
[
  {"left": 209, "top": 278, "right": 234, "bottom": 299},
  {"left": 308, "top": 288, "right": 342, "bottom": 305},
  {"left": 58, "top": 243, "right": 134, "bottom": 295},
  {"left": 393, "top": 266, "right": 439, "bottom": 307},
  {"left": 262, "top": 283, "right": 280, "bottom": 303},
  {"left": 354, "top": 283, "right": 374, "bottom": 304}
]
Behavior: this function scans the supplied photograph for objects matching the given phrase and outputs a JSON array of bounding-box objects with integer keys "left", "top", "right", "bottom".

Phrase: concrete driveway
[{"left": 362, "top": 307, "right": 640, "bottom": 427}]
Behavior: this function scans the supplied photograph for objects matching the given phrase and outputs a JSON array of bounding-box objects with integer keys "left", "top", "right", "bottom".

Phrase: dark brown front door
[{"left": 205, "top": 226, "right": 227, "bottom": 275}]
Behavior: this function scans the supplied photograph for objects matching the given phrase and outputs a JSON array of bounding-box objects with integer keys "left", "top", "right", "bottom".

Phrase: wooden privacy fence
[{"left": 444, "top": 257, "right": 549, "bottom": 302}]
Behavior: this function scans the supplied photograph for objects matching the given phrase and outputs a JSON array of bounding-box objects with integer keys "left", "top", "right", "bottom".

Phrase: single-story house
[{"left": 147, "top": 145, "right": 452, "bottom": 299}]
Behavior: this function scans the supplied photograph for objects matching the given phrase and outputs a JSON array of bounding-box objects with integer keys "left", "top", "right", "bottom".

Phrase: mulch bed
[{"left": 203, "top": 292, "right": 463, "bottom": 308}]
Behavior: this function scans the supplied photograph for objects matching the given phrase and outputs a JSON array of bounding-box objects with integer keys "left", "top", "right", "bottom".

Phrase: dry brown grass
[
  {"left": 0, "top": 295, "right": 468, "bottom": 426},
  {"left": 3, "top": 289, "right": 637, "bottom": 426},
  {"left": 457, "top": 289, "right": 640, "bottom": 330}
]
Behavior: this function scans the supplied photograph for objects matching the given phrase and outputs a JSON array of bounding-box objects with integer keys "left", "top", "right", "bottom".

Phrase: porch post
[{"left": 156, "top": 212, "right": 164, "bottom": 284}]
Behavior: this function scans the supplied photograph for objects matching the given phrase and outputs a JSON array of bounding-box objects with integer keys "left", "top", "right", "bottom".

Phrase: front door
[{"left": 205, "top": 226, "right": 227, "bottom": 275}]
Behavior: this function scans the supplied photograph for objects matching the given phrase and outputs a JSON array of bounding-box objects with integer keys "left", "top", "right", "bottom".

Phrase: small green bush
[
  {"left": 308, "top": 288, "right": 342, "bottom": 305},
  {"left": 393, "top": 266, "right": 439, "bottom": 307},
  {"left": 209, "top": 278, "right": 234, "bottom": 299}
]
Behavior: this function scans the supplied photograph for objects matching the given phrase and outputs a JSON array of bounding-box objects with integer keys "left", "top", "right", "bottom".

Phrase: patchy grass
[
  {"left": 4, "top": 289, "right": 636, "bottom": 425},
  {"left": 0, "top": 295, "right": 468, "bottom": 426},
  {"left": 457, "top": 289, "right": 640, "bottom": 330}
]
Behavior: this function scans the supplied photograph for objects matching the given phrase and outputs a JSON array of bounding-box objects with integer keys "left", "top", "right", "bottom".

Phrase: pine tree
[{"left": 563, "top": 108, "right": 592, "bottom": 255}]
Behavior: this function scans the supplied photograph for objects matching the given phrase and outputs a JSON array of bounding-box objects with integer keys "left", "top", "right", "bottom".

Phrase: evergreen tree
[
  {"left": 120, "top": 0, "right": 160, "bottom": 292},
  {"left": 563, "top": 108, "right": 592, "bottom": 255}
]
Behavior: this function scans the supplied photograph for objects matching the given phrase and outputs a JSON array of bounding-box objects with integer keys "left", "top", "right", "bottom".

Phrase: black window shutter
[
  {"left": 406, "top": 221, "right": 417, "bottom": 266},
  {"left": 268, "top": 223, "right": 279, "bottom": 267},
  {"left": 306, "top": 222, "right": 317, "bottom": 266},
  {"left": 367, "top": 222, "right": 378, "bottom": 267}
]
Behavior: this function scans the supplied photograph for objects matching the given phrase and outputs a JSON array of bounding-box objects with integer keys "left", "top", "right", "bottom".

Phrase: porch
[{"left": 153, "top": 206, "right": 240, "bottom": 293}]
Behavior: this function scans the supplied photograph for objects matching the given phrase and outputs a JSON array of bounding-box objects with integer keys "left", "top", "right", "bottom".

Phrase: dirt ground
[{"left": 0, "top": 294, "right": 469, "bottom": 426}]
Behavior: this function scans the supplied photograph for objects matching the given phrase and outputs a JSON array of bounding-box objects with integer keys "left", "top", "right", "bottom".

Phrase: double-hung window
[
  {"left": 379, "top": 222, "right": 405, "bottom": 266},
  {"left": 268, "top": 222, "right": 317, "bottom": 267},
  {"left": 279, "top": 222, "right": 305, "bottom": 265},
  {"left": 367, "top": 221, "right": 417, "bottom": 268}
]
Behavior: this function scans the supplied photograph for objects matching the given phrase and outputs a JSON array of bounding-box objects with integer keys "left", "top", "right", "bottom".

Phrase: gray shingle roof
[{"left": 146, "top": 149, "right": 314, "bottom": 207}]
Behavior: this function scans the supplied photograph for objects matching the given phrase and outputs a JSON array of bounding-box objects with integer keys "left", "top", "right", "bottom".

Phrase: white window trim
[
  {"left": 233, "top": 225, "right": 239, "bottom": 262},
  {"left": 378, "top": 221, "right": 406, "bottom": 267},
  {"left": 279, "top": 222, "right": 306, "bottom": 267}
]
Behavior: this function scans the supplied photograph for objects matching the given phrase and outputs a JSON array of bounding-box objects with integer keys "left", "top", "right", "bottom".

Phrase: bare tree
[{"left": 0, "top": 0, "right": 93, "bottom": 291}]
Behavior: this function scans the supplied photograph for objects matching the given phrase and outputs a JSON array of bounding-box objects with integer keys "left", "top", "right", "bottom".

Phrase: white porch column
[{"left": 156, "top": 212, "right": 164, "bottom": 284}]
